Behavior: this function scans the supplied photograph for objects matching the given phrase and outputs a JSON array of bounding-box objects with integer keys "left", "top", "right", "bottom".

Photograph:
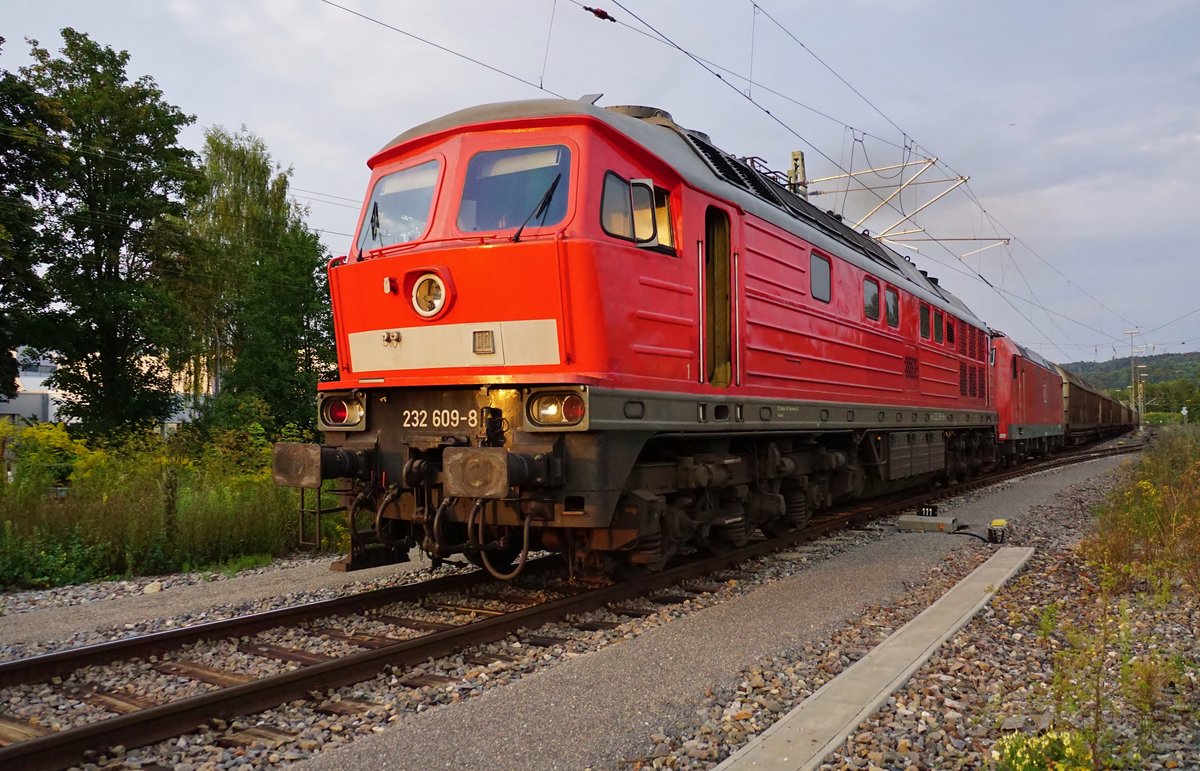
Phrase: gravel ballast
[
  {"left": 296, "top": 457, "right": 1132, "bottom": 771},
  {"left": 0, "top": 454, "right": 1145, "bottom": 770},
  {"left": 0, "top": 551, "right": 446, "bottom": 657}
]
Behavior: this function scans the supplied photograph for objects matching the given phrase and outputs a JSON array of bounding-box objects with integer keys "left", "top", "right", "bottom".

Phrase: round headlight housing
[
  {"left": 411, "top": 273, "right": 446, "bottom": 318},
  {"left": 321, "top": 397, "right": 363, "bottom": 427},
  {"left": 528, "top": 392, "right": 586, "bottom": 427}
]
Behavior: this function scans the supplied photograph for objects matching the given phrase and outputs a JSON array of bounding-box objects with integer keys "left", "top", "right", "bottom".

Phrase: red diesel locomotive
[{"left": 273, "top": 97, "right": 1133, "bottom": 579}]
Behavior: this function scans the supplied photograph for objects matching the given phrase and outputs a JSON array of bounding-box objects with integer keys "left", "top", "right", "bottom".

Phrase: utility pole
[
  {"left": 788, "top": 150, "right": 808, "bottom": 199},
  {"left": 1138, "top": 366, "right": 1147, "bottom": 428},
  {"left": 1124, "top": 329, "right": 1139, "bottom": 411}
]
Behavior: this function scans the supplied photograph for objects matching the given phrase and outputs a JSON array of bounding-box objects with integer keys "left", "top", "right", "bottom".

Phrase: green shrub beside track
[
  {"left": 0, "top": 421, "right": 302, "bottom": 588},
  {"left": 1086, "top": 426, "right": 1200, "bottom": 589}
]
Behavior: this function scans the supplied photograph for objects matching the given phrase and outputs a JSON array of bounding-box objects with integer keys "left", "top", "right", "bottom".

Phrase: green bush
[
  {"left": 0, "top": 522, "right": 110, "bottom": 588},
  {"left": 1084, "top": 426, "right": 1200, "bottom": 591},
  {"left": 0, "top": 421, "right": 300, "bottom": 588}
]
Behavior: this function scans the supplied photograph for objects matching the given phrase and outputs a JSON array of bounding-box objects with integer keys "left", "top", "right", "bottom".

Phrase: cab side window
[
  {"left": 934, "top": 310, "right": 944, "bottom": 344},
  {"left": 919, "top": 304, "right": 930, "bottom": 339},
  {"left": 601, "top": 173, "right": 633, "bottom": 239}
]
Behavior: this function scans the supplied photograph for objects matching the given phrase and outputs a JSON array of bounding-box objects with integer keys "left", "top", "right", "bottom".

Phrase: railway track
[{"left": 0, "top": 437, "right": 1143, "bottom": 769}]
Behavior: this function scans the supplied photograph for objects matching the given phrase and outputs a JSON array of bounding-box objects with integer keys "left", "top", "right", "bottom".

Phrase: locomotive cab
[{"left": 274, "top": 102, "right": 698, "bottom": 577}]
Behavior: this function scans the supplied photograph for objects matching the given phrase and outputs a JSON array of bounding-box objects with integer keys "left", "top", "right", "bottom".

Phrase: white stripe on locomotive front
[{"left": 347, "top": 318, "right": 560, "bottom": 372}]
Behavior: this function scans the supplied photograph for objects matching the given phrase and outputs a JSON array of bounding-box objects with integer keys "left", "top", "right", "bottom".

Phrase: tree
[
  {"left": 178, "top": 127, "right": 333, "bottom": 433},
  {"left": 20, "top": 29, "right": 196, "bottom": 434},
  {"left": 0, "top": 37, "right": 67, "bottom": 399}
]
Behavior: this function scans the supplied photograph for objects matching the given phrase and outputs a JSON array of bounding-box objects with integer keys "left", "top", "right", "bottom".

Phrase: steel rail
[
  {"left": 0, "top": 556, "right": 559, "bottom": 688},
  {"left": 0, "top": 438, "right": 1142, "bottom": 769}
]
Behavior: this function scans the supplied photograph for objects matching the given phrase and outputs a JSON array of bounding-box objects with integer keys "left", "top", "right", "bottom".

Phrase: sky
[{"left": 6, "top": 0, "right": 1199, "bottom": 365}]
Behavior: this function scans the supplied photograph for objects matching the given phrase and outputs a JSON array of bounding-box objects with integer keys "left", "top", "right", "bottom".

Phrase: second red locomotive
[{"left": 274, "top": 97, "right": 1133, "bottom": 579}]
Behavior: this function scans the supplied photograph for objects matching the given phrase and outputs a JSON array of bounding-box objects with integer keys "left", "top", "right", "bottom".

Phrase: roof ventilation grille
[{"left": 605, "top": 105, "right": 674, "bottom": 122}]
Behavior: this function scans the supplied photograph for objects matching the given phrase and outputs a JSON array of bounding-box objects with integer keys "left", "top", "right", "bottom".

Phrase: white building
[{"left": 1, "top": 357, "right": 60, "bottom": 424}]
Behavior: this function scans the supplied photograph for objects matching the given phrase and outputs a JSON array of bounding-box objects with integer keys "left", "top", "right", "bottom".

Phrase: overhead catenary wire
[
  {"left": 562, "top": 0, "right": 910, "bottom": 153},
  {"left": 540, "top": 0, "right": 560, "bottom": 90},
  {"left": 560, "top": 4, "right": 1132, "bottom": 342},
  {"left": 1143, "top": 306, "right": 1200, "bottom": 336},
  {"left": 602, "top": 1, "right": 1073, "bottom": 360},
  {"left": 561, "top": 2, "right": 1106, "bottom": 358},
  {"left": 748, "top": 1, "right": 1141, "bottom": 333},
  {"left": 317, "top": 0, "right": 566, "bottom": 99}
]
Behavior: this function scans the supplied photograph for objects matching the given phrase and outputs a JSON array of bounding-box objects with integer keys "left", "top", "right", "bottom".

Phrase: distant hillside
[{"left": 1062, "top": 352, "right": 1200, "bottom": 390}]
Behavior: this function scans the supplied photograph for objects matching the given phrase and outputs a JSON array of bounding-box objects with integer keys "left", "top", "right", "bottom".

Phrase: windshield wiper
[
  {"left": 510, "top": 173, "right": 562, "bottom": 243},
  {"left": 355, "top": 201, "right": 380, "bottom": 258}
]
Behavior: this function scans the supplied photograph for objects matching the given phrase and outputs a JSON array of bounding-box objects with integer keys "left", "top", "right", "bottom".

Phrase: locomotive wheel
[
  {"left": 609, "top": 556, "right": 650, "bottom": 581},
  {"left": 702, "top": 515, "right": 748, "bottom": 555},
  {"left": 760, "top": 519, "right": 793, "bottom": 538}
]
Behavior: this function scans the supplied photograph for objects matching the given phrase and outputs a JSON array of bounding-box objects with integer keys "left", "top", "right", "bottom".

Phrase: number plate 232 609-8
[{"left": 397, "top": 394, "right": 482, "bottom": 432}]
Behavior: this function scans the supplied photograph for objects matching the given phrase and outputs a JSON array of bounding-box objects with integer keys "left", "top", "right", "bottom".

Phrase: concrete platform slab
[{"left": 717, "top": 546, "right": 1034, "bottom": 771}]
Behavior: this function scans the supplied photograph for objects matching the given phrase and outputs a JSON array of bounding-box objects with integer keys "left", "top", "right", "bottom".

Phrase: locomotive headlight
[
  {"left": 527, "top": 392, "right": 587, "bottom": 427},
  {"left": 318, "top": 392, "right": 366, "bottom": 431},
  {"left": 411, "top": 273, "right": 446, "bottom": 317}
]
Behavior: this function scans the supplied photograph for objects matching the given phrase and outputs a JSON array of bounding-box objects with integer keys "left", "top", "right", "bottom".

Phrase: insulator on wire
[{"left": 583, "top": 6, "right": 616, "bottom": 22}]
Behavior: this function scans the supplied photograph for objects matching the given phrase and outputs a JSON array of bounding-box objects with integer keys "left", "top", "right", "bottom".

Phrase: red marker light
[
  {"left": 561, "top": 394, "right": 585, "bottom": 424},
  {"left": 325, "top": 399, "right": 350, "bottom": 425}
]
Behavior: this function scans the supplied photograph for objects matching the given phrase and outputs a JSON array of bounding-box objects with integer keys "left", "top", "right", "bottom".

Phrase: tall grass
[
  {"left": 0, "top": 422, "right": 298, "bottom": 588},
  {"left": 1084, "top": 426, "right": 1200, "bottom": 591}
]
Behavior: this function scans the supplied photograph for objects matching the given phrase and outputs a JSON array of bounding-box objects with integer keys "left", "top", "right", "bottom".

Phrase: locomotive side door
[
  {"left": 701, "top": 206, "right": 736, "bottom": 388},
  {"left": 1014, "top": 355, "right": 1025, "bottom": 426}
]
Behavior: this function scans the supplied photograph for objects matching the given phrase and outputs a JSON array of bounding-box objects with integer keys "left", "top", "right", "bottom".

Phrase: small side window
[
  {"left": 934, "top": 311, "right": 944, "bottom": 343},
  {"left": 885, "top": 288, "right": 899, "bottom": 327},
  {"left": 654, "top": 188, "right": 675, "bottom": 249},
  {"left": 811, "top": 253, "right": 831, "bottom": 303},
  {"left": 601, "top": 173, "right": 633, "bottom": 239},
  {"left": 630, "top": 182, "right": 657, "bottom": 242},
  {"left": 601, "top": 172, "right": 665, "bottom": 248},
  {"left": 863, "top": 278, "right": 880, "bottom": 321},
  {"left": 1012, "top": 355, "right": 1018, "bottom": 379},
  {"left": 919, "top": 304, "right": 930, "bottom": 339}
]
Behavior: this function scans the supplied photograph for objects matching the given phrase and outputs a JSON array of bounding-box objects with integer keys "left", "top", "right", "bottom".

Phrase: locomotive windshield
[
  {"left": 357, "top": 159, "right": 440, "bottom": 252},
  {"left": 458, "top": 145, "right": 571, "bottom": 232}
]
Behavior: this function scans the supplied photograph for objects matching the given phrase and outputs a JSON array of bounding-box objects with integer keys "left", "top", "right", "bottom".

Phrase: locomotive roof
[
  {"left": 382, "top": 98, "right": 988, "bottom": 329},
  {"left": 1004, "top": 335, "right": 1059, "bottom": 374}
]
